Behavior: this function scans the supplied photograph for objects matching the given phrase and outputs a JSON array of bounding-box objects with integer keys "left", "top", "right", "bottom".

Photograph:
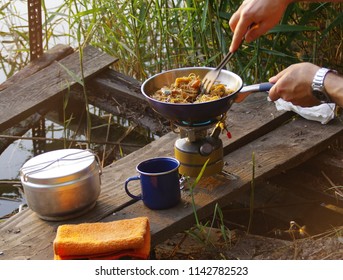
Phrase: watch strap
[{"left": 312, "top": 68, "right": 334, "bottom": 103}]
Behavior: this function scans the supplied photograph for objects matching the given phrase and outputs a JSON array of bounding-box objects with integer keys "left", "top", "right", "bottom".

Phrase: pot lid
[{"left": 20, "top": 149, "right": 97, "bottom": 185}]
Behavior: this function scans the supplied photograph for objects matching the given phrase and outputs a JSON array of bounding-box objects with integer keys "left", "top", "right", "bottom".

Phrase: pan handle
[{"left": 235, "top": 82, "right": 274, "bottom": 103}]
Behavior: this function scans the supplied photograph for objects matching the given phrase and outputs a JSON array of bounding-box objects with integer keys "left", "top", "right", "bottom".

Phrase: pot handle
[{"left": 235, "top": 82, "right": 274, "bottom": 103}]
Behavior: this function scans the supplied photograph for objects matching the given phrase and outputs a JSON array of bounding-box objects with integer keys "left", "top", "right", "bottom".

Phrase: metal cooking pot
[
  {"left": 141, "top": 67, "right": 273, "bottom": 122},
  {"left": 20, "top": 149, "right": 101, "bottom": 221}
]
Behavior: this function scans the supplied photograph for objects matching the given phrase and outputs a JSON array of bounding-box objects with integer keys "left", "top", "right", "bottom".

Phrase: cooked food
[{"left": 151, "top": 73, "right": 234, "bottom": 103}]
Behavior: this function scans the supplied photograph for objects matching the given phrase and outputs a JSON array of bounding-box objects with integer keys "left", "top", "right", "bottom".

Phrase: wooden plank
[
  {"left": 2, "top": 92, "right": 341, "bottom": 259},
  {"left": 0, "top": 93, "right": 286, "bottom": 259},
  {"left": 223, "top": 92, "right": 295, "bottom": 153},
  {"left": 101, "top": 117, "right": 343, "bottom": 247},
  {"left": 0, "top": 45, "right": 118, "bottom": 132},
  {"left": 0, "top": 44, "right": 74, "bottom": 92},
  {"left": 77, "top": 69, "right": 169, "bottom": 135},
  {"left": 0, "top": 45, "right": 75, "bottom": 153}
]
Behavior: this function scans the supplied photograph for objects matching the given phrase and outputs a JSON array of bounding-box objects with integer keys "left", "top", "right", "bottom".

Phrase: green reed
[
  {"left": 1, "top": 0, "right": 342, "bottom": 84},
  {"left": 1, "top": 0, "right": 342, "bottom": 174},
  {"left": 186, "top": 158, "right": 233, "bottom": 252}
]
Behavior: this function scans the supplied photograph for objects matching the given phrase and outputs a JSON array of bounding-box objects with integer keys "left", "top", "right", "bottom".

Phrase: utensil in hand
[{"left": 199, "top": 24, "right": 259, "bottom": 95}]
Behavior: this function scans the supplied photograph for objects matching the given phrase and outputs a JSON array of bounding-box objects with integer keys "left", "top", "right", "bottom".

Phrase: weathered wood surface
[
  {"left": 1, "top": 89, "right": 342, "bottom": 259},
  {"left": 85, "top": 69, "right": 170, "bottom": 135},
  {"left": 0, "top": 45, "right": 117, "bottom": 132},
  {"left": 0, "top": 45, "right": 75, "bottom": 153},
  {"left": 0, "top": 44, "right": 74, "bottom": 92},
  {"left": 105, "top": 116, "right": 343, "bottom": 247}
]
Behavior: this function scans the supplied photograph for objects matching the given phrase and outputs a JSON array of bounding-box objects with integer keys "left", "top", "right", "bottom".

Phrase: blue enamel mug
[{"left": 125, "top": 157, "right": 181, "bottom": 210}]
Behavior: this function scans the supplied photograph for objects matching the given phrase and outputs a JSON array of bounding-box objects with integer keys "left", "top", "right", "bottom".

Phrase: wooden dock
[{"left": 0, "top": 45, "right": 343, "bottom": 259}]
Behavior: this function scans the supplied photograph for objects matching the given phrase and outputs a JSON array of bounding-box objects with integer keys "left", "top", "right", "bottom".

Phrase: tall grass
[
  {"left": 1, "top": 0, "right": 341, "bottom": 164},
  {"left": 1, "top": 0, "right": 342, "bottom": 84},
  {"left": 0, "top": 0, "right": 342, "bottom": 158}
]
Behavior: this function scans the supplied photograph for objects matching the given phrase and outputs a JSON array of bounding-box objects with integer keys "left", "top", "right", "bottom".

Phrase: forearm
[
  {"left": 324, "top": 72, "right": 343, "bottom": 107},
  {"left": 268, "top": 63, "right": 343, "bottom": 107}
]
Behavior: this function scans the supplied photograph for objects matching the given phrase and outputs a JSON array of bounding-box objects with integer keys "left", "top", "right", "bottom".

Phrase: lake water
[
  {"left": 0, "top": 128, "right": 31, "bottom": 216},
  {"left": 0, "top": 0, "right": 70, "bottom": 84}
]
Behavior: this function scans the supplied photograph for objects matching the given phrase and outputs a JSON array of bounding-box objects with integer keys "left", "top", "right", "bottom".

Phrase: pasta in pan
[{"left": 151, "top": 73, "right": 234, "bottom": 103}]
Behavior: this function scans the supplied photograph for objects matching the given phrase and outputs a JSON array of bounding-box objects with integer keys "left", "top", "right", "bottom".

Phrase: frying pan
[{"left": 141, "top": 67, "right": 273, "bottom": 122}]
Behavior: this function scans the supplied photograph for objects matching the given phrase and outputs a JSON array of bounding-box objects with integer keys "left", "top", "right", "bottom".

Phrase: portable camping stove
[{"left": 173, "top": 116, "right": 228, "bottom": 177}]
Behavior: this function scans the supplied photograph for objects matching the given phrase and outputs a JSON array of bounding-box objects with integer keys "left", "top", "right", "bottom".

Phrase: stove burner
[
  {"left": 175, "top": 119, "right": 218, "bottom": 128},
  {"left": 173, "top": 117, "right": 226, "bottom": 177}
]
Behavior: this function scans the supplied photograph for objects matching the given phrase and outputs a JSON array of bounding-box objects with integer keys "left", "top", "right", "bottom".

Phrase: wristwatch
[{"left": 311, "top": 67, "right": 336, "bottom": 103}]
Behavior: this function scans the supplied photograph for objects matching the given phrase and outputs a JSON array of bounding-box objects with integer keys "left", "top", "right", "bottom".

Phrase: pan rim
[{"left": 141, "top": 66, "right": 243, "bottom": 107}]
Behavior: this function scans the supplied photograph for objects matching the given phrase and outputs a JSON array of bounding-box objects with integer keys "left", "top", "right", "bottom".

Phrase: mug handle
[{"left": 124, "top": 176, "right": 142, "bottom": 200}]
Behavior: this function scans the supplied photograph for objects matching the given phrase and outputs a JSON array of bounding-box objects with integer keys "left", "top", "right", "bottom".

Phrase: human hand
[
  {"left": 229, "top": 0, "right": 291, "bottom": 52},
  {"left": 268, "top": 62, "right": 321, "bottom": 107}
]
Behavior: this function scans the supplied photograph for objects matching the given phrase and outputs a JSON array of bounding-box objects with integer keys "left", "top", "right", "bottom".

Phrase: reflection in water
[{"left": 0, "top": 181, "right": 26, "bottom": 218}]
